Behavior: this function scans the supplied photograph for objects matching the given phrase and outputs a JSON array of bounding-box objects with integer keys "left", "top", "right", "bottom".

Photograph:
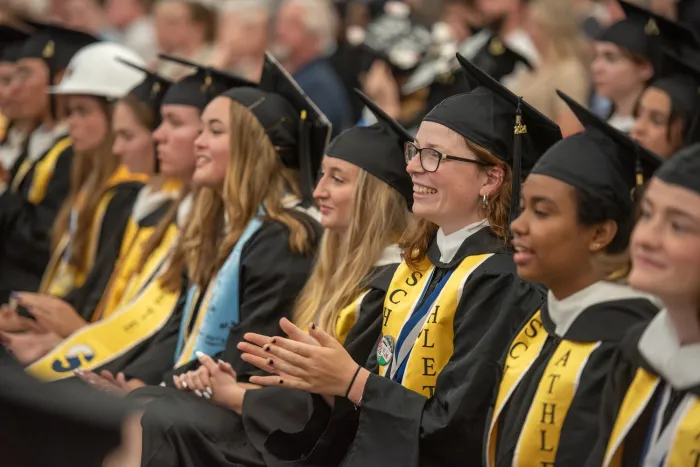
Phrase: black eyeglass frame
[{"left": 404, "top": 141, "right": 493, "bottom": 172}]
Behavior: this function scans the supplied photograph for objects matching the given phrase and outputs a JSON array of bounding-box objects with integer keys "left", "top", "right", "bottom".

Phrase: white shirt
[
  {"left": 0, "top": 126, "right": 28, "bottom": 171},
  {"left": 436, "top": 219, "right": 489, "bottom": 263},
  {"left": 547, "top": 281, "right": 653, "bottom": 337},
  {"left": 27, "top": 122, "right": 70, "bottom": 163},
  {"left": 607, "top": 115, "right": 635, "bottom": 134}
]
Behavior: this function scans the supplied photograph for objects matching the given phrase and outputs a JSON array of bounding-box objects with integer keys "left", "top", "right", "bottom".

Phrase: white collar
[
  {"left": 504, "top": 29, "right": 541, "bottom": 65},
  {"left": 375, "top": 244, "right": 402, "bottom": 267},
  {"left": 639, "top": 310, "right": 700, "bottom": 390},
  {"left": 436, "top": 219, "right": 489, "bottom": 263},
  {"left": 27, "top": 122, "right": 70, "bottom": 162},
  {"left": 607, "top": 115, "right": 635, "bottom": 133},
  {"left": 176, "top": 194, "right": 194, "bottom": 228},
  {"left": 0, "top": 126, "right": 28, "bottom": 170},
  {"left": 131, "top": 185, "right": 179, "bottom": 223},
  {"left": 548, "top": 281, "right": 652, "bottom": 337}
]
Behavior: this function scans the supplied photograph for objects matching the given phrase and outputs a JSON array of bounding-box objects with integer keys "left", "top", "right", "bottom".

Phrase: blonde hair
[
  {"left": 51, "top": 99, "right": 119, "bottom": 275},
  {"left": 293, "top": 170, "right": 410, "bottom": 338},
  {"left": 401, "top": 139, "right": 511, "bottom": 270},
  {"left": 528, "top": 0, "right": 590, "bottom": 65},
  {"left": 162, "top": 99, "right": 317, "bottom": 289}
]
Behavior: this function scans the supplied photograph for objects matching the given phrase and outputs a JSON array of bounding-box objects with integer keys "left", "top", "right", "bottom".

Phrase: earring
[{"left": 482, "top": 194, "right": 489, "bottom": 210}]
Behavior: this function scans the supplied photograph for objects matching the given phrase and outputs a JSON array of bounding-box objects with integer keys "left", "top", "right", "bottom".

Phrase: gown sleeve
[
  {"left": 267, "top": 254, "right": 545, "bottom": 467},
  {"left": 65, "top": 184, "right": 142, "bottom": 318},
  {"left": 160, "top": 215, "right": 321, "bottom": 384},
  {"left": 584, "top": 324, "right": 649, "bottom": 467},
  {"left": 0, "top": 146, "right": 73, "bottom": 295}
]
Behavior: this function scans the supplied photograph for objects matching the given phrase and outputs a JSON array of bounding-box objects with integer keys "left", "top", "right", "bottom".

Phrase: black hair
[{"left": 575, "top": 187, "right": 634, "bottom": 254}]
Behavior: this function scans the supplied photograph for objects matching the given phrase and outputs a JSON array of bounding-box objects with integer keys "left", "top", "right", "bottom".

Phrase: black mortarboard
[
  {"left": 655, "top": 143, "right": 700, "bottom": 195},
  {"left": 326, "top": 89, "right": 413, "bottom": 207},
  {"left": 599, "top": 1, "right": 700, "bottom": 71},
  {"left": 0, "top": 348, "right": 131, "bottom": 467},
  {"left": 223, "top": 52, "right": 332, "bottom": 203},
  {"left": 649, "top": 50, "right": 700, "bottom": 145},
  {"left": 117, "top": 58, "right": 173, "bottom": 173},
  {"left": 532, "top": 90, "right": 663, "bottom": 217},
  {"left": 361, "top": 9, "right": 432, "bottom": 74},
  {"left": 0, "top": 24, "right": 31, "bottom": 63},
  {"left": 470, "top": 35, "right": 533, "bottom": 84},
  {"left": 17, "top": 21, "right": 98, "bottom": 73},
  {"left": 159, "top": 54, "right": 256, "bottom": 111},
  {"left": 16, "top": 21, "right": 98, "bottom": 120},
  {"left": 423, "top": 53, "right": 562, "bottom": 223}
]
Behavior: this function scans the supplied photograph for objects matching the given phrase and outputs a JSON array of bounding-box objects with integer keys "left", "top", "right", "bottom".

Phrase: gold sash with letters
[{"left": 378, "top": 254, "right": 493, "bottom": 397}]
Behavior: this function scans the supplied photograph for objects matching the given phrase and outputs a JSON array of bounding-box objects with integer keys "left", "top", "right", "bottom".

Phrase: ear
[
  {"left": 480, "top": 164, "right": 505, "bottom": 197},
  {"left": 589, "top": 219, "right": 619, "bottom": 253},
  {"left": 638, "top": 61, "right": 654, "bottom": 83}
]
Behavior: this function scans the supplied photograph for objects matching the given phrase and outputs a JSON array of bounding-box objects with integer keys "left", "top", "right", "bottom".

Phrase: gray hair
[{"left": 285, "top": 0, "right": 339, "bottom": 52}]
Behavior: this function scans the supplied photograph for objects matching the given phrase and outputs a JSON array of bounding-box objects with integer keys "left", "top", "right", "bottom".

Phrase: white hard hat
[{"left": 49, "top": 42, "right": 147, "bottom": 100}]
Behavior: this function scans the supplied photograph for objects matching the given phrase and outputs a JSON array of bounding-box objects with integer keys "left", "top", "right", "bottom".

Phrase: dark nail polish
[
  {"left": 311, "top": 323, "right": 316, "bottom": 330},
  {"left": 264, "top": 345, "right": 270, "bottom": 352},
  {"left": 279, "top": 379, "right": 284, "bottom": 384},
  {"left": 268, "top": 359, "right": 274, "bottom": 365},
  {"left": 271, "top": 338, "right": 276, "bottom": 344}
]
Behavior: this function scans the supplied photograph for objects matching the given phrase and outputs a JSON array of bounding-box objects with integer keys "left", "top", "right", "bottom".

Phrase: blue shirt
[{"left": 293, "top": 58, "right": 352, "bottom": 138}]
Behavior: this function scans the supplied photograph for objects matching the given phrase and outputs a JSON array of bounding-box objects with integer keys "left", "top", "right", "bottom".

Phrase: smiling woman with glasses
[{"left": 237, "top": 55, "right": 562, "bottom": 467}]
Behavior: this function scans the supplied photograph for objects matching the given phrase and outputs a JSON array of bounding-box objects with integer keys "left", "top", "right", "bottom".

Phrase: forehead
[
  {"left": 415, "top": 121, "right": 468, "bottom": 153},
  {"left": 322, "top": 155, "right": 358, "bottom": 173},
  {"left": 646, "top": 178, "right": 700, "bottom": 215},
  {"left": 641, "top": 86, "right": 672, "bottom": 111},
  {"left": 594, "top": 42, "right": 623, "bottom": 55},
  {"left": 161, "top": 104, "right": 201, "bottom": 120},
  {"left": 202, "top": 96, "right": 231, "bottom": 119}
]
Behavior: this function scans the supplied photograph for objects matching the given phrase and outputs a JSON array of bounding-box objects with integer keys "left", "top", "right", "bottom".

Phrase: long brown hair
[
  {"left": 401, "top": 138, "right": 512, "bottom": 270},
  {"left": 293, "top": 170, "right": 410, "bottom": 338},
  {"left": 161, "top": 99, "right": 317, "bottom": 289},
  {"left": 51, "top": 98, "right": 119, "bottom": 274}
]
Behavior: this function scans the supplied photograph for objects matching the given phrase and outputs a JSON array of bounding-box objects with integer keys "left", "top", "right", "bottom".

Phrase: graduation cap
[
  {"left": 361, "top": 7, "right": 432, "bottom": 74},
  {"left": 0, "top": 348, "right": 131, "bottom": 467},
  {"left": 222, "top": 52, "right": 331, "bottom": 203},
  {"left": 16, "top": 21, "right": 98, "bottom": 120},
  {"left": 598, "top": 1, "right": 700, "bottom": 71},
  {"left": 117, "top": 58, "right": 173, "bottom": 173},
  {"left": 423, "top": 53, "right": 562, "bottom": 223},
  {"left": 532, "top": 90, "right": 663, "bottom": 218},
  {"left": 470, "top": 35, "right": 533, "bottom": 84},
  {"left": 17, "top": 21, "right": 98, "bottom": 73},
  {"left": 655, "top": 143, "right": 700, "bottom": 196},
  {"left": 158, "top": 54, "right": 256, "bottom": 111},
  {"left": 326, "top": 89, "right": 413, "bottom": 207},
  {"left": 0, "top": 24, "right": 31, "bottom": 63},
  {"left": 648, "top": 50, "right": 700, "bottom": 145}
]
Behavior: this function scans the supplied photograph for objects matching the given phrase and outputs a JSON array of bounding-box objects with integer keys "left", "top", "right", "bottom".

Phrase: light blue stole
[{"left": 173, "top": 213, "right": 264, "bottom": 366}]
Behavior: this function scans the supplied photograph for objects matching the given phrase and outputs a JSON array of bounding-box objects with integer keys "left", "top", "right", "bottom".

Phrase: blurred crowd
[{"left": 0, "top": 0, "right": 697, "bottom": 142}]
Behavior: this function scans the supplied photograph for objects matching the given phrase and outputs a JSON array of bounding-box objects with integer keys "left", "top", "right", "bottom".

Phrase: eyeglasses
[{"left": 404, "top": 141, "right": 492, "bottom": 173}]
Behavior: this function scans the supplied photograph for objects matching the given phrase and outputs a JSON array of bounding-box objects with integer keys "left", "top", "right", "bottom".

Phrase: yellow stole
[
  {"left": 27, "top": 227, "right": 180, "bottom": 381},
  {"left": 335, "top": 290, "right": 370, "bottom": 346},
  {"left": 378, "top": 254, "right": 493, "bottom": 397},
  {"left": 39, "top": 166, "right": 149, "bottom": 297},
  {"left": 487, "top": 312, "right": 601, "bottom": 466},
  {"left": 603, "top": 368, "right": 664, "bottom": 467},
  {"left": 487, "top": 311, "right": 548, "bottom": 466},
  {"left": 10, "top": 136, "right": 71, "bottom": 203},
  {"left": 174, "top": 284, "right": 214, "bottom": 368}
]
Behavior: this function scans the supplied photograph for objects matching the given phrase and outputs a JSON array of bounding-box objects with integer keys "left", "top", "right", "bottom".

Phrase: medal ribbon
[{"left": 391, "top": 269, "right": 454, "bottom": 383}]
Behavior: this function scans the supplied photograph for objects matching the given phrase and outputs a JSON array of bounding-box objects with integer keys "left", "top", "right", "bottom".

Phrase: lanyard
[{"left": 391, "top": 269, "right": 453, "bottom": 383}]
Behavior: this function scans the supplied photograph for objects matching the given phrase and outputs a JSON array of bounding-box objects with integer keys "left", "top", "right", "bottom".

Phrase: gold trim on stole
[
  {"left": 11, "top": 137, "right": 72, "bottom": 203},
  {"left": 335, "top": 290, "right": 370, "bottom": 346},
  {"left": 665, "top": 396, "right": 700, "bottom": 466},
  {"left": 603, "top": 368, "right": 660, "bottom": 467},
  {"left": 379, "top": 254, "right": 493, "bottom": 397},
  {"left": 487, "top": 310, "right": 548, "bottom": 467},
  {"left": 513, "top": 340, "right": 601, "bottom": 466}
]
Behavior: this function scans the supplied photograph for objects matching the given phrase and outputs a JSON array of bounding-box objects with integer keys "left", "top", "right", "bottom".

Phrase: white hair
[{"left": 285, "top": 0, "right": 339, "bottom": 52}]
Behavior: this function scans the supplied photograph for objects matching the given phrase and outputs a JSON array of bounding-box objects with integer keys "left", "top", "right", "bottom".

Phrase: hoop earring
[{"left": 482, "top": 194, "right": 489, "bottom": 210}]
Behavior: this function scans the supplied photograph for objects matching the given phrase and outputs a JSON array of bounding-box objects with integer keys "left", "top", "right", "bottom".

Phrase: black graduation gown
[
  {"left": 585, "top": 315, "right": 700, "bottom": 467},
  {"left": 471, "top": 35, "right": 525, "bottom": 84},
  {"left": 65, "top": 200, "right": 174, "bottom": 322},
  {"left": 121, "top": 212, "right": 320, "bottom": 396},
  {"left": 490, "top": 288, "right": 658, "bottom": 467},
  {"left": 42, "top": 178, "right": 145, "bottom": 300},
  {"left": 0, "top": 347, "right": 133, "bottom": 467},
  {"left": 0, "top": 137, "right": 73, "bottom": 303},
  {"left": 134, "top": 263, "right": 398, "bottom": 467},
  {"left": 264, "top": 228, "right": 546, "bottom": 467}
]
